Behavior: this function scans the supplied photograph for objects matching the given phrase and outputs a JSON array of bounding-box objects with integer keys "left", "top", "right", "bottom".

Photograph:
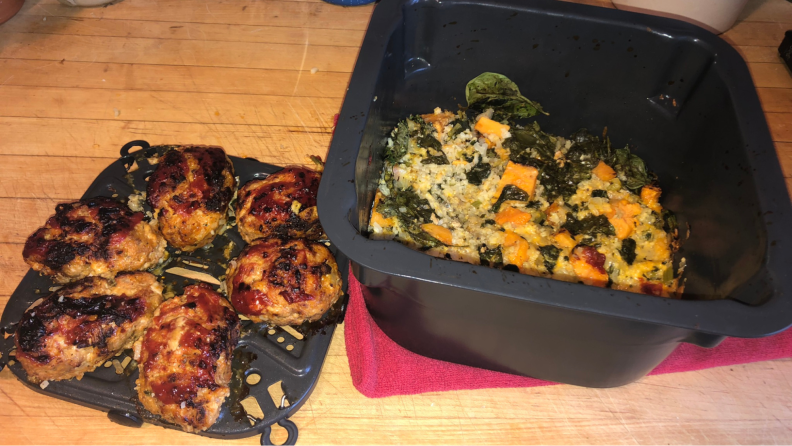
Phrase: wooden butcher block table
[{"left": 1, "top": 0, "right": 791, "bottom": 443}]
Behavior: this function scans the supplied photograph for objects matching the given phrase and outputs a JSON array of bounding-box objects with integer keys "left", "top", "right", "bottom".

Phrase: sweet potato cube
[
  {"left": 421, "top": 223, "right": 453, "bottom": 245},
  {"left": 592, "top": 161, "right": 616, "bottom": 181},
  {"left": 570, "top": 246, "right": 609, "bottom": 287},
  {"left": 553, "top": 230, "right": 577, "bottom": 250},
  {"left": 605, "top": 199, "right": 642, "bottom": 240},
  {"left": 494, "top": 162, "right": 539, "bottom": 200},
  {"left": 474, "top": 117, "right": 510, "bottom": 139},
  {"left": 503, "top": 231, "right": 530, "bottom": 269},
  {"left": 495, "top": 207, "right": 533, "bottom": 227},
  {"left": 640, "top": 185, "right": 662, "bottom": 213}
]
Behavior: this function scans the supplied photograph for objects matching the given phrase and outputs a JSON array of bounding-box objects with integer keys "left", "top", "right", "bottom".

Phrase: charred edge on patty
[
  {"left": 239, "top": 167, "right": 322, "bottom": 240},
  {"left": 16, "top": 279, "right": 147, "bottom": 363},
  {"left": 146, "top": 146, "right": 235, "bottom": 215},
  {"left": 22, "top": 197, "right": 145, "bottom": 271}
]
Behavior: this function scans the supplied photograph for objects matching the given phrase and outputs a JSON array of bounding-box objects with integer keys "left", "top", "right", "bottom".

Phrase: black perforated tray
[{"left": 0, "top": 141, "right": 348, "bottom": 445}]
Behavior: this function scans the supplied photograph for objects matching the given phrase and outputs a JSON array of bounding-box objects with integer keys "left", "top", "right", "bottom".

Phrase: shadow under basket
[{"left": 317, "top": 0, "right": 792, "bottom": 387}]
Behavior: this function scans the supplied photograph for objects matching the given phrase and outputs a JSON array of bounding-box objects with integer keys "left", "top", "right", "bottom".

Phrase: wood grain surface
[{"left": 1, "top": 0, "right": 792, "bottom": 444}]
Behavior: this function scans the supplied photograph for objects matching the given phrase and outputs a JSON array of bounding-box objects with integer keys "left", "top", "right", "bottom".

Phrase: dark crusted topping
[
  {"left": 231, "top": 239, "right": 330, "bottom": 313},
  {"left": 640, "top": 281, "right": 663, "bottom": 296},
  {"left": 146, "top": 146, "right": 235, "bottom": 215},
  {"left": 143, "top": 284, "right": 240, "bottom": 406},
  {"left": 15, "top": 280, "right": 147, "bottom": 363},
  {"left": 23, "top": 197, "right": 144, "bottom": 271},
  {"left": 239, "top": 167, "right": 321, "bottom": 238}
]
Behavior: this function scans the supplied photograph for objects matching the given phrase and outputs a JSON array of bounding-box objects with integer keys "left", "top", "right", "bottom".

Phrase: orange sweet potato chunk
[
  {"left": 592, "top": 161, "right": 616, "bottom": 181},
  {"left": 494, "top": 207, "right": 533, "bottom": 227},
  {"left": 474, "top": 117, "right": 510, "bottom": 138},
  {"left": 494, "top": 162, "right": 539, "bottom": 200},
  {"left": 605, "top": 199, "right": 642, "bottom": 240},
  {"left": 421, "top": 223, "right": 453, "bottom": 245},
  {"left": 570, "top": 246, "right": 609, "bottom": 287},
  {"left": 640, "top": 185, "right": 662, "bottom": 213}
]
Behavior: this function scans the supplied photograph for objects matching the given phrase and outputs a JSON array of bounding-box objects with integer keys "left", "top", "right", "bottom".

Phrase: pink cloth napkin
[{"left": 344, "top": 269, "right": 792, "bottom": 398}]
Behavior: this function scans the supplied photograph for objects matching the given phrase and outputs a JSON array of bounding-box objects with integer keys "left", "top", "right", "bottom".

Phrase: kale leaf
[
  {"left": 609, "top": 146, "right": 655, "bottom": 192},
  {"left": 377, "top": 188, "right": 441, "bottom": 248},
  {"left": 421, "top": 152, "right": 450, "bottom": 165},
  {"left": 562, "top": 214, "right": 615, "bottom": 237},
  {"left": 505, "top": 124, "right": 556, "bottom": 163},
  {"left": 479, "top": 245, "right": 503, "bottom": 267},
  {"left": 466, "top": 162, "right": 491, "bottom": 185},
  {"left": 419, "top": 134, "right": 449, "bottom": 165},
  {"left": 566, "top": 129, "right": 611, "bottom": 169},
  {"left": 419, "top": 134, "right": 442, "bottom": 151},
  {"left": 619, "top": 238, "right": 637, "bottom": 265},
  {"left": 465, "top": 72, "right": 546, "bottom": 121},
  {"left": 539, "top": 245, "right": 561, "bottom": 273},
  {"left": 448, "top": 119, "right": 471, "bottom": 139},
  {"left": 492, "top": 184, "right": 530, "bottom": 212},
  {"left": 661, "top": 209, "right": 678, "bottom": 234},
  {"left": 384, "top": 121, "right": 410, "bottom": 164}
]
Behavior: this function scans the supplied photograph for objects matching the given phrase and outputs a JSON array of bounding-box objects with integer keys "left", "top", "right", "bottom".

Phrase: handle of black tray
[
  {"left": 260, "top": 419, "right": 299, "bottom": 445},
  {"left": 120, "top": 140, "right": 151, "bottom": 158}
]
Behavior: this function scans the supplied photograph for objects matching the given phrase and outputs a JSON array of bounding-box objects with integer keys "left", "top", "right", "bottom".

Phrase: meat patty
[
  {"left": 236, "top": 167, "right": 323, "bottom": 244},
  {"left": 134, "top": 283, "right": 240, "bottom": 433},
  {"left": 14, "top": 272, "right": 163, "bottom": 384},
  {"left": 23, "top": 197, "right": 167, "bottom": 283},
  {"left": 147, "top": 145, "right": 237, "bottom": 251},
  {"left": 226, "top": 238, "right": 343, "bottom": 326}
]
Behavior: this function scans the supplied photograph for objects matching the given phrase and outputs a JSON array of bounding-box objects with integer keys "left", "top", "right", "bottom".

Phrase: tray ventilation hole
[
  {"left": 104, "top": 361, "right": 113, "bottom": 368},
  {"left": 126, "top": 160, "right": 139, "bottom": 173},
  {"left": 240, "top": 397, "right": 264, "bottom": 425},
  {"left": 267, "top": 381, "right": 290, "bottom": 410},
  {"left": 245, "top": 372, "right": 261, "bottom": 386},
  {"left": 286, "top": 345, "right": 294, "bottom": 351},
  {"left": 276, "top": 337, "right": 285, "bottom": 344},
  {"left": 3, "top": 331, "right": 12, "bottom": 340},
  {"left": 268, "top": 329, "right": 276, "bottom": 335}
]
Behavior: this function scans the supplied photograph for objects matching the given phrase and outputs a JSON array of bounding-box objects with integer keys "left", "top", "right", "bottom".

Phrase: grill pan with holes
[{"left": 0, "top": 140, "right": 348, "bottom": 445}]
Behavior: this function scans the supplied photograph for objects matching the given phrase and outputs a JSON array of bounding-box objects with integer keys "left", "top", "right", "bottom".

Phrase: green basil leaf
[{"left": 465, "top": 72, "right": 547, "bottom": 121}]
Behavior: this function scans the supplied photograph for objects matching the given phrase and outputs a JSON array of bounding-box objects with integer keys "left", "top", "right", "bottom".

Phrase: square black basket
[{"left": 0, "top": 140, "right": 348, "bottom": 445}]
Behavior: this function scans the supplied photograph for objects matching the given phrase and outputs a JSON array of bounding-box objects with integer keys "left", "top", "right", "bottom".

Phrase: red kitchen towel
[{"left": 344, "top": 269, "right": 792, "bottom": 398}]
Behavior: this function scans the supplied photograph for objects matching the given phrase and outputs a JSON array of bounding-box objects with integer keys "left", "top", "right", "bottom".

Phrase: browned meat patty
[
  {"left": 236, "top": 167, "right": 323, "bottom": 244},
  {"left": 147, "top": 145, "right": 236, "bottom": 251},
  {"left": 134, "top": 283, "right": 240, "bottom": 433},
  {"left": 14, "top": 272, "right": 163, "bottom": 384},
  {"left": 226, "top": 238, "right": 342, "bottom": 326},
  {"left": 23, "top": 197, "right": 167, "bottom": 283}
]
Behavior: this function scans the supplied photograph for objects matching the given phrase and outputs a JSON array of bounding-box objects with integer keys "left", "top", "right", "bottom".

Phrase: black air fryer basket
[
  {"left": 0, "top": 141, "right": 348, "bottom": 444},
  {"left": 318, "top": 0, "right": 792, "bottom": 387}
]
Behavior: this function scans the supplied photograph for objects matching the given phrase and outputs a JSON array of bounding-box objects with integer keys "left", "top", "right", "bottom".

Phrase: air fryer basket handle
[{"left": 260, "top": 419, "right": 299, "bottom": 445}]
